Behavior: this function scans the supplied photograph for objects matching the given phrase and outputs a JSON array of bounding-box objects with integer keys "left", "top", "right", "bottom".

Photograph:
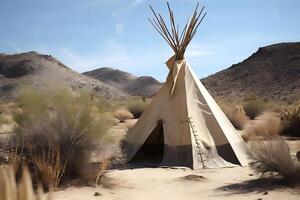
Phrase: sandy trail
[{"left": 54, "top": 166, "right": 299, "bottom": 200}]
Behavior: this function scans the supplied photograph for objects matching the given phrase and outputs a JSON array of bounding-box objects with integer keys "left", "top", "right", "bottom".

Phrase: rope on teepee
[{"left": 181, "top": 117, "right": 207, "bottom": 168}]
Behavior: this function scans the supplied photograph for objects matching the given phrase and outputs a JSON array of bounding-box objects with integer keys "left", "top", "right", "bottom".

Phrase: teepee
[{"left": 123, "top": 3, "right": 249, "bottom": 169}]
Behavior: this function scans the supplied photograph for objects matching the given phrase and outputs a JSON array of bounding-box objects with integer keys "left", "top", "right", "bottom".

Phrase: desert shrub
[
  {"left": 76, "top": 157, "right": 113, "bottom": 187},
  {"left": 0, "top": 102, "right": 14, "bottom": 126},
  {"left": 0, "top": 114, "right": 8, "bottom": 125},
  {"left": 95, "top": 97, "right": 136, "bottom": 114},
  {"left": 127, "top": 98, "right": 150, "bottom": 118},
  {"left": 280, "top": 106, "right": 300, "bottom": 137},
  {"left": 6, "top": 145, "right": 22, "bottom": 174},
  {"left": 113, "top": 109, "right": 134, "bottom": 122},
  {"left": 10, "top": 87, "right": 115, "bottom": 188},
  {"left": 95, "top": 158, "right": 111, "bottom": 187},
  {"left": 28, "top": 143, "right": 66, "bottom": 189},
  {"left": 243, "top": 99, "right": 267, "bottom": 119},
  {"left": 96, "top": 96, "right": 114, "bottom": 113},
  {"left": 13, "top": 87, "right": 48, "bottom": 124},
  {"left": 243, "top": 94, "right": 257, "bottom": 102},
  {"left": 0, "top": 166, "right": 50, "bottom": 200},
  {"left": 242, "top": 112, "right": 282, "bottom": 142},
  {"left": 222, "top": 104, "right": 249, "bottom": 130},
  {"left": 249, "top": 136, "right": 300, "bottom": 181}
]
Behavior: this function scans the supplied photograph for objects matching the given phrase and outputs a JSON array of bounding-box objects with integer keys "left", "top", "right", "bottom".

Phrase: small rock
[
  {"left": 263, "top": 191, "right": 268, "bottom": 195},
  {"left": 257, "top": 198, "right": 262, "bottom": 200},
  {"left": 93, "top": 192, "right": 102, "bottom": 196},
  {"left": 248, "top": 173, "right": 254, "bottom": 176}
]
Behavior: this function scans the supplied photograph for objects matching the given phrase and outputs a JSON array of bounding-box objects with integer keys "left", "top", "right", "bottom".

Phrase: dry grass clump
[
  {"left": 280, "top": 105, "right": 300, "bottom": 137},
  {"left": 126, "top": 98, "right": 150, "bottom": 119},
  {"left": 7, "top": 145, "right": 22, "bottom": 173},
  {"left": 242, "top": 112, "right": 283, "bottom": 142},
  {"left": 28, "top": 144, "right": 66, "bottom": 189},
  {"left": 0, "top": 102, "right": 16, "bottom": 133},
  {"left": 249, "top": 136, "right": 300, "bottom": 181},
  {"left": 0, "top": 166, "right": 51, "bottom": 200},
  {"left": 95, "top": 158, "right": 111, "bottom": 187},
  {"left": 96, "top": 96, "right": 114, "bottom": 113},
  {"left": 75, "top": 157, "right": 113, "bottom": 187},
  {"left": 0, "top": 114, "right": 8, "bottom": 125},
  {"left": 243, "top": 98, "right": 268, "bottom": 120},
  {"left": 8, "top": 86, "right": 116, "bottom": 189},
  {"left": 222, "top": 104, "right": 249, "bottom": 130},
  {"left": 113, "top": 109, "right": 134, "bottom": 122}
]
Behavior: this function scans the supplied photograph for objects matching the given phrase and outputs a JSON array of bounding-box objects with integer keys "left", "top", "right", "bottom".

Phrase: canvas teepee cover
[{"left": 123, "top": 3, "right": 249, "bottom": 169}]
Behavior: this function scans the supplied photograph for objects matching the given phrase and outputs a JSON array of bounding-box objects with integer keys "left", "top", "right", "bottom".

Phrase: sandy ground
[
  {"left": 54, "top": 166, "right": 300, "bottom": 200},
  {"left": 54, "top": 119, "right": 300, "bottom": 200},
  {"left": 1, "top": 113, "right": 299, "bottom": 200}
]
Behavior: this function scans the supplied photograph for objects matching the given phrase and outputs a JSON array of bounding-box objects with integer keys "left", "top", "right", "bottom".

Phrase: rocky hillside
[
  {"left": 83, "top": 68, "right": 161, "bottom": 97},
  {"left": 202, "top": 42, "right": 300, "bottom": 102},
  {"left": 0, "top": 52, "right": 127, "bottom": 100},
  {"left": 2, "top": 42, "right": 299, "bottom": 102}
]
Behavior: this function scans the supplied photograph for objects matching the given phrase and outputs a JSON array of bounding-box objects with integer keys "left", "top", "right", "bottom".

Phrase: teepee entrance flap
[{"left": 130, "top": 120, "right": 165, "bottom": 165}]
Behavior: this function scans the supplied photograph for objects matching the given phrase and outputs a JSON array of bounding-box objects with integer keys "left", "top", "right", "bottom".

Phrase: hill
[
  {"left": 83, "top": 68, "right": 161, "bottom": 97},
  {"left": 2, "top": 42, "right": 299, "bottom": 102},
  {"left": 0, "top": 52, "right": 127, "bottom": 100},
  {"left": 202, "top": 42, "right": 300, "bottom": 103}
]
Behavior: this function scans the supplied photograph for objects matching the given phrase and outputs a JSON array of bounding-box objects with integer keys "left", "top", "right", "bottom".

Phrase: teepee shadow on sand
[
  {"left": 216, "top": 177, "right": 300, "bottom": 196},
  {"left": 122, "top": 2, "right": 249, "bottom": 170}
]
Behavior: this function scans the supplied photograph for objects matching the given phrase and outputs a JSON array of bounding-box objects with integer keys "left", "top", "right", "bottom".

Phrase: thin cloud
[
  {"left": 115, "top": 23, "right": 125, "bottom": 34},
  {"left": 2, "top": 40, "right": 22, "bottom": 53},
  {"left": 78, "top": 0, "right": 110, "bottom": 8},
  {"left": 80, "top": 0, "right": 145, "bottom": 9},
  {"left": 58, "top": 39, "right": 135, "bottom": 72},
  {"left": 55, "top": 37, "right": 169, "bottom": 81},
  {"left": 186, "top": 44, "right": 217, "bottom": 57},
  {"left": 272, "top": 8, "right": 278, "bottom": 17},
  {"left": 112, "top": 0, "right": 146, "bottom": 19},
  {"left": 129, "top": 0, "right": 146, "bottom": 7}
]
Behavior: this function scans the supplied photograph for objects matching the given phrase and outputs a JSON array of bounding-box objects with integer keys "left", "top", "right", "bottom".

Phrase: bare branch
[{"left": 149, "top": 2, "right": 206, "bottom": 59}]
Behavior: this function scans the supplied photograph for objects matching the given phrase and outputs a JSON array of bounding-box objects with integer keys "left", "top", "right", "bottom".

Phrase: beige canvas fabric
[{"left": 123, "top": 56, "right": 249, "bottom": 169}]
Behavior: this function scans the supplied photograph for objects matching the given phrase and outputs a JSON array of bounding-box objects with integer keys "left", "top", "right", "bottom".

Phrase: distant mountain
[
  {"left": 84, "top": 42, "right": 300, "bottom": 101},
  {"left": 0, "top": 52, "right": 127, "bottom": 100},
  {"left": 2, "top": 42, "right": 299, "bottom": 102},
  {"left": 83, "top": 67, "right": 161, "bottom": 97},
  {"left": 202, "top": 42, "right": 300, "bottom": 103}
]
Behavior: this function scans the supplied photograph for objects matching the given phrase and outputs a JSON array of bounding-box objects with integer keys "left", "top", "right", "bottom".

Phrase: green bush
[
  {"left": 10, "top": 87, "right": 115, "bottom": 189},
  {"left": 242, "top": 94, "right": 257, "bottom": 102},
  {"left": 280, "top": 106, "right": 300, "bottom": 137},
  {"left": 0, "top": 114, "right": 7, "bottom": 125},
  {"left": 126, "top": 98, "right": 150, "bottom": 119},
  {"left": 243, "top": 99, "right": 267, "bottom": 119},
  {"left": 96, "top": 96, "right": 114, "bottom": 113}
]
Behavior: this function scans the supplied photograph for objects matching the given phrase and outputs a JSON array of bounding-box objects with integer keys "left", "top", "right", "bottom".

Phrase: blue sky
[{"left": 0, "top": 0, "right": 299, "bottom": 80}]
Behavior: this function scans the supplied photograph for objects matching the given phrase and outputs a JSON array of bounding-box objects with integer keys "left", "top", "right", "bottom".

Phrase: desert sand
[
  {"left": 54, "top": 166, "right": 299, "bottom": 200},
  {"left": 53, "top": 120, "right": 300, "bottom": 200}
]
